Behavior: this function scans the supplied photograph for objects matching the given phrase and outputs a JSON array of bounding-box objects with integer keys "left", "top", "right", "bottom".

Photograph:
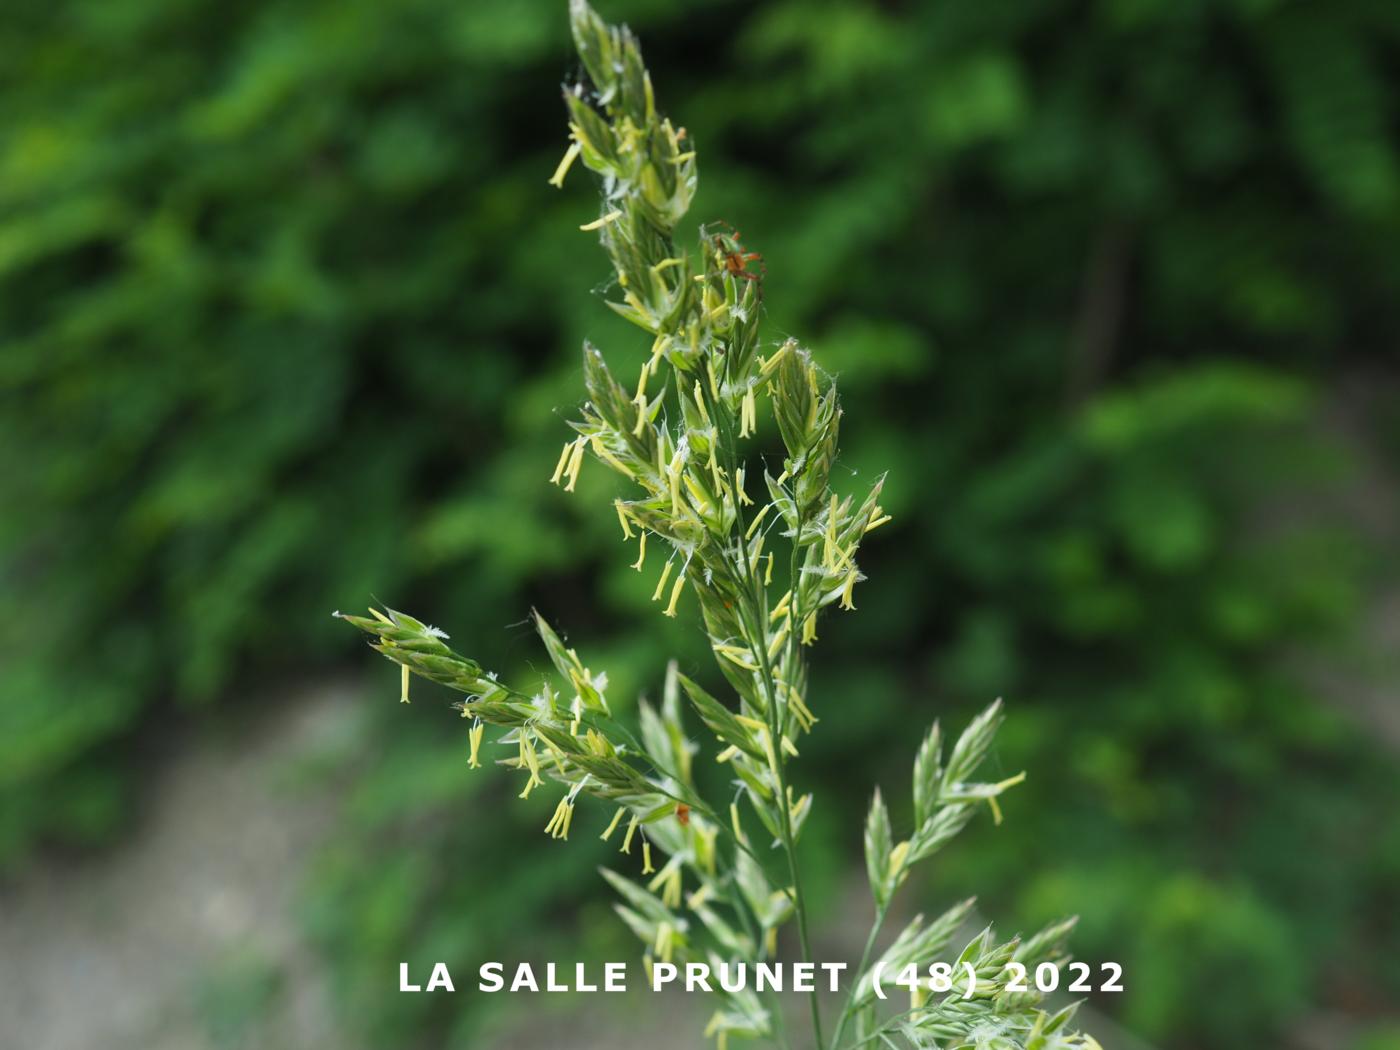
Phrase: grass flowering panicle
[{"left": 340, "top": 3, "right": 1100, "bottom": 1047}]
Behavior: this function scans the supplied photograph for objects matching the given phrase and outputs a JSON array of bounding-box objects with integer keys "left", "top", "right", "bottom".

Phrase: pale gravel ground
[{"left": 0, "top": 682, "right": 366, "bottom": 1050}]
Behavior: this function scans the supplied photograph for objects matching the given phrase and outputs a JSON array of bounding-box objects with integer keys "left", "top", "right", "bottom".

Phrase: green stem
[
  {"left": 706, "top": 379, "right": 825, "bottom": 1050},
  {"left": 775, "top": 762, "right": 823, "bottom": 1048},
  {"left": 829, "top": 903, "right": 887, "bottom": 1050},
  {"left": 749, "top": 510, "right": 824, "bottom": 1050}
]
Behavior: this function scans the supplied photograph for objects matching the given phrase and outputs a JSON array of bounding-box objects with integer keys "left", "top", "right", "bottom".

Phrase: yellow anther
[
  {"left": 652, "top": 559, "right": 675, "bottom": 602},
  {"left": 601, "top": 807, "right": 627, "bottom": 842},
  {"left": 547, "top": 141, "right": 581, "bottom": 188},
  {"left": 579, "top": 209, "right": 623, "bottom": 231}
]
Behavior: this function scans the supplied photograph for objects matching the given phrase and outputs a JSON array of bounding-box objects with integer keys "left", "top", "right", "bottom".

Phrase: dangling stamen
[
  {"left": 547, "top": 141, "right": 581, "bottom": 188},
  {"left": 543, "top": 794, "right": 575, "bottom": 840},
  {"left": 564, "top": 438, "right": 586, "bottom": 492},
  {"left": 550, "top": 440, "right": 574, "bottom": 485},
  {"left": 663, "top": 572, "right": 686, "bottom": 618},
  {"left": 601, "top": 807, "right": 627, "bottom": 841},
  {"left": 744, "top": 503, "right": 770, "bottom": 540},
  {"left": 839, "top": 569, "right": 858, "bottom": 610},
  {"left": 467, "top": 721, "right": 484, "bottom": 769},
  {"left": 652, "top": 559, "right": 674, "bottom": 602}
]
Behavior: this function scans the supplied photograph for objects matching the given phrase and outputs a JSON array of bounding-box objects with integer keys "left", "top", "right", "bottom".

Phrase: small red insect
[
  {"left": 708, "top": 223, "right": 764, "bottom": 282},
  {"left": 675, "top": 803, "right": 691, "bottom": 827}
]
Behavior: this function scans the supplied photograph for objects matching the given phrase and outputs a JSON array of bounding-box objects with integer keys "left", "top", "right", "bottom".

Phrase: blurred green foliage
[
  {"left": 194, "top": 948, "right": 283, "bottom": 1049},
  {"left": 3, "top": 0, "right": 1399, "bottom": 1047}
]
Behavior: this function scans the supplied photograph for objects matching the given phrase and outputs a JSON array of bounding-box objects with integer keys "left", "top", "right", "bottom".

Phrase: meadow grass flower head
[{"left": 339, "top": 4, "right": 1094, "bottom": 1047}]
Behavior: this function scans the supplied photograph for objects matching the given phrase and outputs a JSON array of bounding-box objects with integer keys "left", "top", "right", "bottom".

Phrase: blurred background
[{"left": 2, "top": 0, "right": 1398, "bottom": 1047}]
